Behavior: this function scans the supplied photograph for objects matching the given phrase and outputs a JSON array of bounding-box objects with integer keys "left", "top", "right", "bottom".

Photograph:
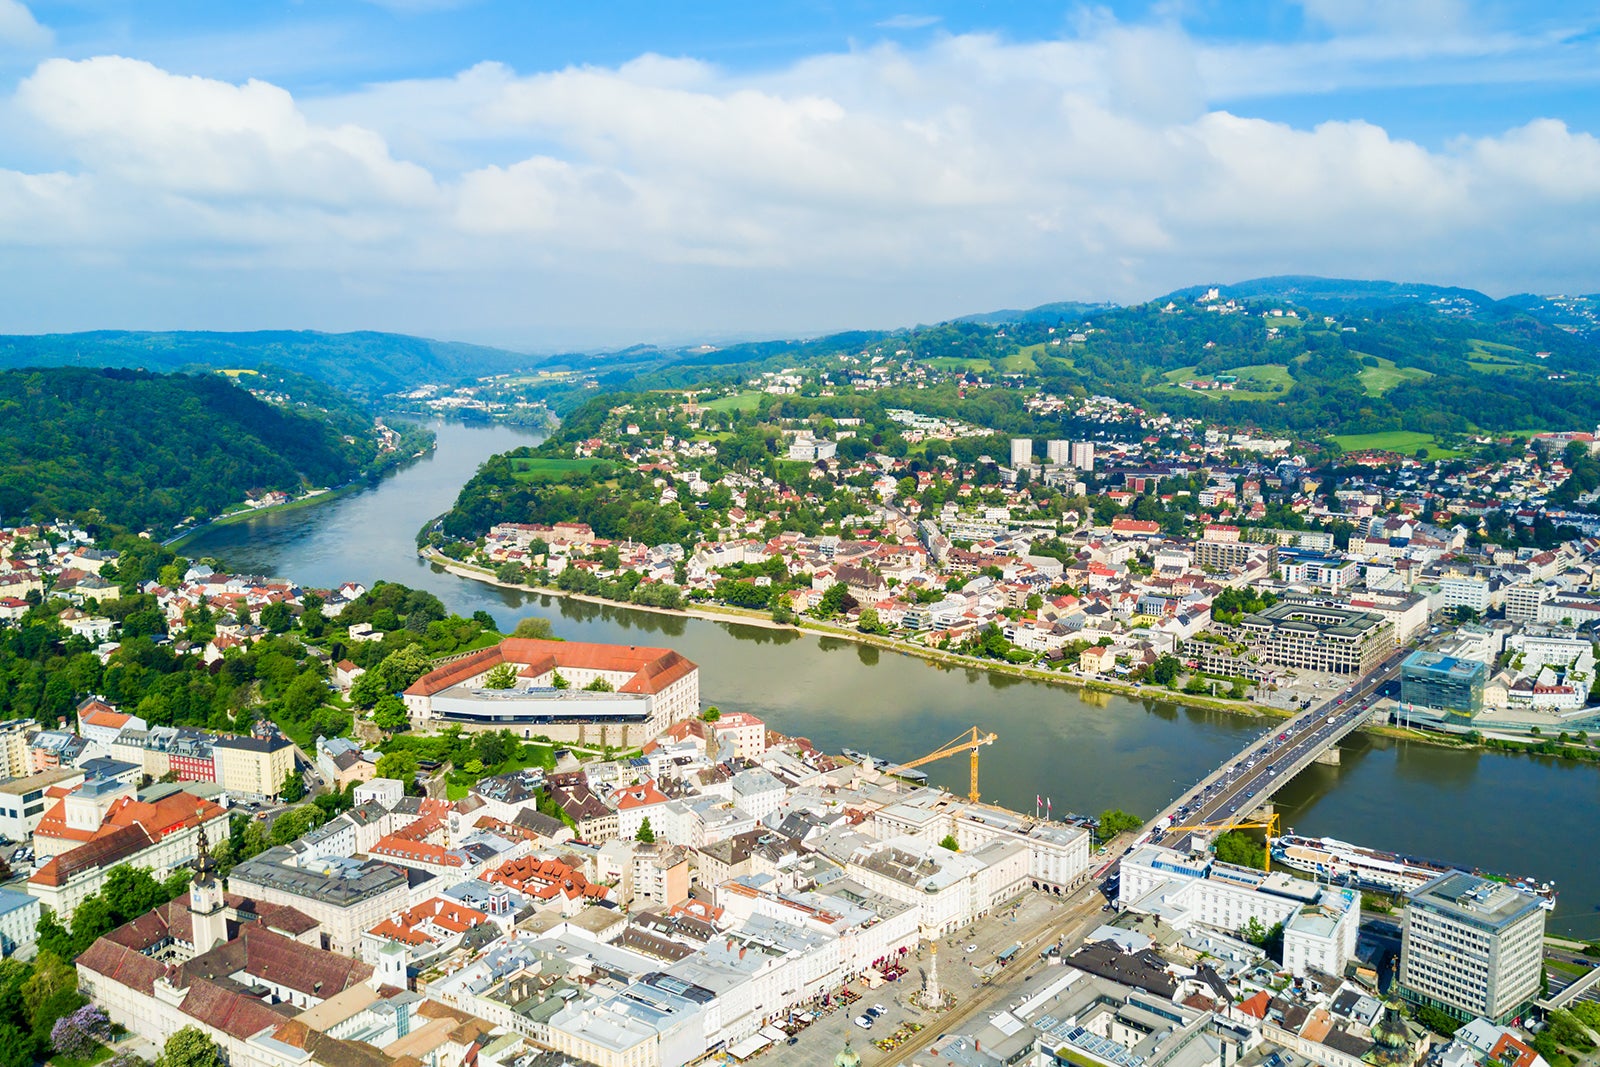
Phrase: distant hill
[
  {"left": 1500, "top": 293, "right": 1600, "bottom": 335},
  {"left": 0, "top": 367, "right": 396, "bottom": 533},
  {"left": 951, "top": 300, "right": 1116, "bottom": 326},
  {"left": 1156, "top": 275, "right": 1505, "bottom": 315},
  {"left": 0, "top": 330, "right": 532, "bottom": 401}
]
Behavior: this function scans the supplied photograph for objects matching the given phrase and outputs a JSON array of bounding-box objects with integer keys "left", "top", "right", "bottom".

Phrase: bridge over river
[{"left": 1136, "top": 647, "right": 1415, "bottom": 853}]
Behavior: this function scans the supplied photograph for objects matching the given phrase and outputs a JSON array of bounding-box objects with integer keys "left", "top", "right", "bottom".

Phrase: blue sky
[{"left": 1, "top": 0, "right": 1598, "bottom": 349}]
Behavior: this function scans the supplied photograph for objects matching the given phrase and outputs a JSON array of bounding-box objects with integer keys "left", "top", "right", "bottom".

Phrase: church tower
[{"left": 189, "top": 823, "right": 228, "bottom": 954}]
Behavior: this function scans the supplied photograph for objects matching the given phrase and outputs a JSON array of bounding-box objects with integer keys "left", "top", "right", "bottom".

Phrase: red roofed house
[
  {"left": 75, "top": 696, "right": 145, "bottom": 747},
  {"left": 608, "top": 778, "right": 671, "bottom": 842},
  {"left": 1110, "top": 517, "right": 1162, "bottom": 538},
  {"left": 403, "top": 638, "right": 700, "bottom": 747},
  {"left": 31, "top": 789, "right": 229, "bottom": 920},
  {"left": 361, "top": 896, "right": 497, "bottom": 963},
  {"left": 482, "top": 855, "right": 611, "bottom": 915}
]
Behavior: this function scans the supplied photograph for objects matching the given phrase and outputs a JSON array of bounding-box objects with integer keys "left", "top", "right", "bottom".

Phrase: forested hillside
[
  {"left": 0, "top": 368, "right": 397, "bottom": 532},
  {"left": 0, "top": 330, "right": 531, "bottom": 400}
]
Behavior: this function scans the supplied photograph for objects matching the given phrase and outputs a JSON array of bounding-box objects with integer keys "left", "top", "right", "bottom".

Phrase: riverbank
[
  {"left": 167, "top": 484, "right": 364, "bottom": 549},
  {"left": 420, "top": 548, "right": 1291, "bottom": 720},
  {"left": 170, "top": 439, "right": 439, "bottom": 551},
  {"left": 418, "top": 549, "right": 1600, "bottom": 764}
]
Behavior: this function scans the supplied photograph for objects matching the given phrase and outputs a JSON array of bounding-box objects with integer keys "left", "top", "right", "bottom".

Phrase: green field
[
  {"left": 924, "top": 356, "right": 994, "bottom": 373},
  {"left": 1332, "top": 430, "right": 1460, "bottom": 458},
  {"left": 1357, "top": 355, "right": 1433, "bottom": 395},
  {"left": 702, "top": 391, "right": 764, "bottom": 412},
  {"left": 510, "top": 457, "right": 607, "bottom": 480},
  {"left": 1468, "top": 338, "right": 1526, "bottom": 358},
  {"left": 1160, "top": 363, "right": 1292, "bottom": 400},
  {"left": 998, "top": 344, "right": 1043, "bottom": 373}
]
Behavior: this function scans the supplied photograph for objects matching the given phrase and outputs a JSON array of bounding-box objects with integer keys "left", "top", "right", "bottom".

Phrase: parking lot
[{"left": 776, "top": 892, "right": 1073, "bottom": 1067}]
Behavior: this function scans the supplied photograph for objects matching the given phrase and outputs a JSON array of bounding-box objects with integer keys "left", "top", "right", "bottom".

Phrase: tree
[
  {"left": 1096, "top": 809, "right": 1143, "bottom": 840},
  {"left": 939, "top": 834, "right": 959, "bottom": 852},
  {"left": 473, "top": 730, "right": 514, "bottom": 768},
  {"left": 512, "top": 616, "right": 559, "bottom": 640},
  {"left": 1149, "top": 654, "right": 1181, "bottom": 685},
  {"left": 157, "top": 1027, "right": 225, "bottom": 1067},
  {"left": 375, "top": 749, "right": 419, "bottom": 784},
  {"left": 817, "top": 582, "right": 852, "bottom": 617},
  {"left": 268, "top": 805, "right": 326, "bottom": 846},
  {"left": 582, "top": 676, "right": 614, "bottom": 692},
  {"left": 51, "top": 1003, "right": 110, "bottom": 1058},
  {"left": 377, "top": 644, "right": 434, "bottom": 692},
  {"left": 550, "top": 671, "right": 570, "bottom": 690},
  {"left": 701, "top": 706, "right": 721, "bottom": 722},
  {"left": 1212, "top": 831, "right": 1265, "bottom": 869},
  {"left": 372, "top": 694, "right": 409, "bottom": 731},
  {"left": 857, "top": 607, "right": 887, "bottom": 635},
  {"left": 636, "top": 818, "right": 656, "bottom": 843},
  {"left": 21, "top": 952, "right": 77, "bottom": 1029},
  {"left": 279, "top": 769, "right": 305, "bottom": 803},
  {"left": 483, "top": 663, "right": 518, "bottom": 690},
  {"left": 0, "top": 1024, "right": 31, "bottom": 1067},
  {"left": 259, "top": 602, "right": 294, "bottom": 634},
  {"left": 350, "top": 669, "right": 387, "bottom": 707},
  {"left": 1239, "top": 917, "right": 1269, "bottom": 945}
]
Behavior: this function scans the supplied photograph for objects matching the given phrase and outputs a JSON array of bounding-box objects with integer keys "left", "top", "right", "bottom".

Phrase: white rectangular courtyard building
[{"left": 1120, "top": 842, "right": 1359, "bottom": 977}]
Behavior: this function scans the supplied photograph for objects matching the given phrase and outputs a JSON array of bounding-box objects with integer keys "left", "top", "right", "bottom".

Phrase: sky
[{"left": 1, "top": 1, "right": 1598, "bottom": 351}]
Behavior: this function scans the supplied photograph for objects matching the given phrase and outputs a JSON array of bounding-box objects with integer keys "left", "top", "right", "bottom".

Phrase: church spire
[{"left": 194, "top": 821, "right": 217, "bottom": 882}]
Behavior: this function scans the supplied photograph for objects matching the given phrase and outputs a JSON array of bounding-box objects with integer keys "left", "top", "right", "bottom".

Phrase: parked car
[{"left": 854, "top": 1015, "right": 874, "bottom": 1030}]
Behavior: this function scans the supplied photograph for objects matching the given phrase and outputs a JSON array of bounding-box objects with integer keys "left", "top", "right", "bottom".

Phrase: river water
[{"left": 186, "top": 421, "right": 1600, "bottom": 937}]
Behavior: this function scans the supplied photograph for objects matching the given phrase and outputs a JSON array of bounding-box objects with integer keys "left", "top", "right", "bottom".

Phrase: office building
[
  {"left": 1236, "top": 601, "right": 1392, "bottom": 675},
  {"left": 1400, "top": 651, "right": 1487, "bottom": 718},
  {"left": 1010, "top": 438, "right": 1034, "bottom": 467},
  {"left": 1399, "top": 872, "right": 1545, "bottom": 1024},
  {"left": 1437, "top": 577, "right": 1492, "bottom": 615},
  {"left": 1276, "top": 549, "right": 1358, "bottom": 592}
]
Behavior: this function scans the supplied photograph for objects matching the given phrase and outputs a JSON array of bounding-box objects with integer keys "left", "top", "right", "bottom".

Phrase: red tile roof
[{"left": 405, "top": 639, "right": 696, "bottom": 698}]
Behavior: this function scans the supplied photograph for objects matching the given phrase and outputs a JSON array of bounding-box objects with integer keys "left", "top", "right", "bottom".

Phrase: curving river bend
[{"left": 184, "top": 421, "right": 1600, "bottom": 937}]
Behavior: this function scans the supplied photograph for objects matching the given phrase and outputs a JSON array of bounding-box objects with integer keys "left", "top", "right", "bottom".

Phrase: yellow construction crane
[
  {"left": 1166, "top": 812, "right": 1281, "bottom": 872},
  {"left": 901, "top": 726, "right": 998, "bottom": 804}
]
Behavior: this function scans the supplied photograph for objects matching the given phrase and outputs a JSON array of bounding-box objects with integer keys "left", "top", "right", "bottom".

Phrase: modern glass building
[{"left": 1400, "top": 650, "right": 1487, "bottom": 718}]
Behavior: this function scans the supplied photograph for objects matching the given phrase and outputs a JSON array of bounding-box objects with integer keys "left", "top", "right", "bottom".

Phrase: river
[{"left": 185, "top": 420, "right": 1600, "bottom": 938}]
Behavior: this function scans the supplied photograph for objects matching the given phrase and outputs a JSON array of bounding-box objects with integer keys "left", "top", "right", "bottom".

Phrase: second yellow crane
[{"left": 900, "top": 725, "right": 998, "bottom": 804}]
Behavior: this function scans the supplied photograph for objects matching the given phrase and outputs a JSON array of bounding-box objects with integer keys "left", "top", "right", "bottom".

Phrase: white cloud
[
  {"left": 0, "top": 0, "right": 49, "bottom": 51},
  {"left": 1, "top": 19, "right": 1599, "bottom": 344},
  {"left": 16, "top": 57, "right": 436, "bottom": 207}
]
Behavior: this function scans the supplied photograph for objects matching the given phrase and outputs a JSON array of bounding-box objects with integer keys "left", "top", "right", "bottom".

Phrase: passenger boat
[{"left": 1272, "top": 833, "right": 1557, "bottom": 910}]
